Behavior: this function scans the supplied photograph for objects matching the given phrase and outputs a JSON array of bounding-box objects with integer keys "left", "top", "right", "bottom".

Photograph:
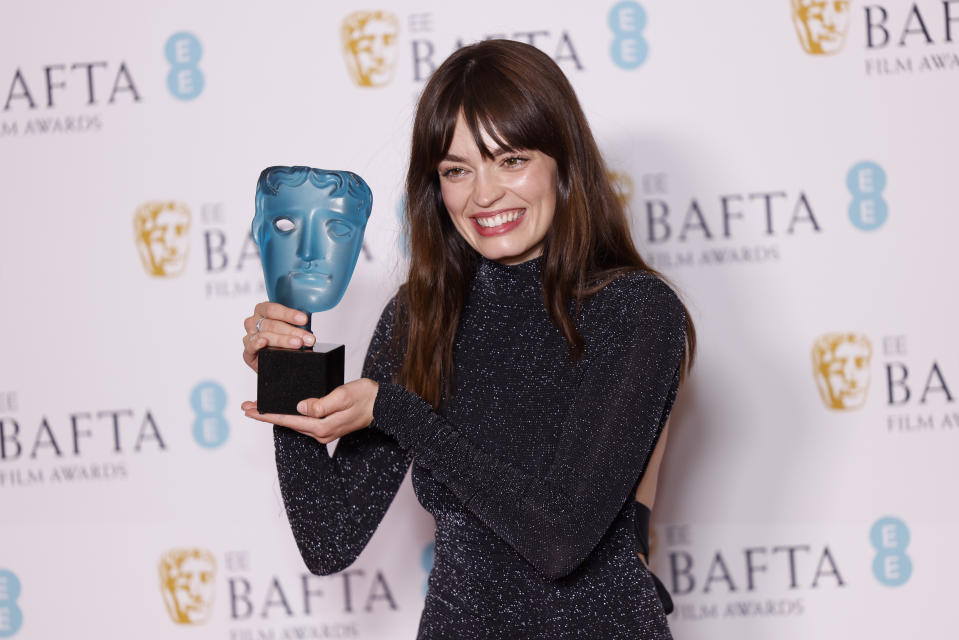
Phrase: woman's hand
[
  {"left": 242, "top": 301, "right": 316, "bottom": 372},
  {"left": 241, "top": 378, "right": 379, "bottom": 444}
]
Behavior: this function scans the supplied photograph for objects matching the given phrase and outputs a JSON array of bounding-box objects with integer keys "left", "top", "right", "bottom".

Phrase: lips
[
  {"left": 470, "top": 208, "right": 526, "bottom": 236},
  {"left": 291, "top": 272, "right": 332, "bottom": 284}
]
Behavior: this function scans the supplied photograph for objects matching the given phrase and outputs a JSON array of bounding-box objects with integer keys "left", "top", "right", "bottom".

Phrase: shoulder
[
  {"left": 586, "top": 270, "right": 686, "bottom": 328},
  {"left": 369, "top": 292, "right": 406, "bottom": 346},
  {"left": 579, "top": 270, "right": 688, "bottom": 363},
  {"left": 376, "top": 293, "right": 402, "bottom": 326}
]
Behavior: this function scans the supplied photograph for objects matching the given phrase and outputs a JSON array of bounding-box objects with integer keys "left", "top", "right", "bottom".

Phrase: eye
[
  {"left": 440, "top": 166, "right": 467, "bottom": 179},
  {"left": 501, "top": 156, "right": 529, "bottom": 169},
  {"left": 326, "top": 219, "right": 355, "bottom": 241},
  {"left": 273, "top": 217, "right": 295, "bottom": 233}
]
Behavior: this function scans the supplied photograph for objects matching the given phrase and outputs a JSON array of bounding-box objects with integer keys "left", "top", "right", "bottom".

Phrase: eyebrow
[{"left": 441, "top": 147, "right": 513, "bottom": 163}]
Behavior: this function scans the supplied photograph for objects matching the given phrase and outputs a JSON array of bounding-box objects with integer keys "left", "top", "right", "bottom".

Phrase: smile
[{"left": 471, "top": 209, "right": 525, "bottom": 236}]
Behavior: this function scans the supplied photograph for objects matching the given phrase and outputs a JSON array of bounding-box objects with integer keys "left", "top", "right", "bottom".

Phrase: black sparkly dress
[{"left": 273, "top": 256, "right": 685, "bottom": 639}]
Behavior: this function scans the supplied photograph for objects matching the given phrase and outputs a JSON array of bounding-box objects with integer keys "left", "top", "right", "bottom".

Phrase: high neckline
[
  {"left": 478, "top": 254, "right": 544, "bottom": 275},
  {"left": 471, "top": 255, "right": 544, "bottom": 308}
]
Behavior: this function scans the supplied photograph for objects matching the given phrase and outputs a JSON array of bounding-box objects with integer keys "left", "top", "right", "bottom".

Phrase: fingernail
[
  {"left": 296, "top": 313, "right": 308, "bottom": 325},
  {"left": 296, "top": 401, "right": 306, "bottom": 414},
  {"left": 303, "top": 334, "right": 315, "bottom": 345}
]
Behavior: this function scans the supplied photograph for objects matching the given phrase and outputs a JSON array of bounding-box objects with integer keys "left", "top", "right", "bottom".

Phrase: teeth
[{"left": 476, "top": 211, "right": 521, "bottom": 228}]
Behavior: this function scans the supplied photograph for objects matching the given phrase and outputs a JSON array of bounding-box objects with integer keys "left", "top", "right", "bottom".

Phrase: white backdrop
[{"left": 2, "top": 1, "right": 957, "bottom": 637}]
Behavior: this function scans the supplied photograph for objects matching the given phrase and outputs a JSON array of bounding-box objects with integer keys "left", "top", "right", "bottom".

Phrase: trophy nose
[{"left": 297, "top": 214, "right": 326, "bottom": 263}]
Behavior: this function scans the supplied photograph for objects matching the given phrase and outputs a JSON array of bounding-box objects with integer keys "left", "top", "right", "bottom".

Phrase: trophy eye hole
[
  {"left": 273, "top": 217, "right": 296, "bottom": 233},
  {"left": 326, "top": 219, "right": 355, "bottom": 241}
]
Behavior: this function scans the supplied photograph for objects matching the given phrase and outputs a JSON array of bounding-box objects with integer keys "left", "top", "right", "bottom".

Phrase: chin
[
  {"left": 475, "top": 241, "right": 539, "bottom": 265},
  {"left": 299, "top": 294, "right": 344, "bottom": 314}
]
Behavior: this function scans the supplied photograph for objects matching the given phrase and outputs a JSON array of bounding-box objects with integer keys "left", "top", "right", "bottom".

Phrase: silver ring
[{"left": 255, "top": 317, "right": 265, "bottom": 333}]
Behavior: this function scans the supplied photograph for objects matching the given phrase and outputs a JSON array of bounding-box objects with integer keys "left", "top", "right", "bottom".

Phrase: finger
[
  {"left": 245, "top": 409, "right": 311, "bottom": 430},
  {"left": 253, "top": 301, "right": 309, "bottom": 327},
  {"left": 242, "top": 334, "right": 264, "bottom": 371},
  {"left": 255, "top": 319, "right": 315, "bottom": 346},
  {"left": 243, "top": 408, "right": 337, "bottom": 442},
  {"left": 297, "top": 388, "right": 352, "bottom": 419},
  {"left": 244, "top": 312, "right": 314, "bottom": 347},
  {"left": 242, "top": 332, "right": 268, "bottom": 357},
  {"left": 243, "top": 315, "right": 313, "bottom": 343},
  {"left": 247, "top": 329, "right": 308, "bottom": 350}
]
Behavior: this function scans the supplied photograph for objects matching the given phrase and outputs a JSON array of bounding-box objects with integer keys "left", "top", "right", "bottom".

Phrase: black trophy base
[{"left": 257, "top": 344, "right": 345, "bottom": 415}]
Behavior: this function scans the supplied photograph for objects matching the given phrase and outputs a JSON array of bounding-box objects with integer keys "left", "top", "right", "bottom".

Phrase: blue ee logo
[
  {"left": 421, "top": 541, "right": 434, "bottom": 596},
  {"left": 608, "top": 1, "right": 649, "bottom": 69},
  {"left": 165, "top": 32, "right": 205, "bottom": 100},
  {"left": 847, "top": 161, "right": 888, "bottom": 231},
  {"left": 190, "top": 381, "right": 229, "bottom": 449},
  {"left": 0, "top": 569, "right": 23, "bottom": 637},
  {"left": 870, "top": 516, "right": 912, "bottom": 587}
]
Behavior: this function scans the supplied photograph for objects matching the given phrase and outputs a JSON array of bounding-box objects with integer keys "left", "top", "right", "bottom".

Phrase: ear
[{"left": 252, "top": 195, "right": 264, "bottom": 246}]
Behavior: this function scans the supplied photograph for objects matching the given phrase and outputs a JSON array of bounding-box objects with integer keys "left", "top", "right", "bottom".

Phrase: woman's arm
[
  {"left": 271, "top": 297, "right": 412, "bottom": 575},
  {"left": 372, "top": 276, "right": 685, "bottom": 580}
]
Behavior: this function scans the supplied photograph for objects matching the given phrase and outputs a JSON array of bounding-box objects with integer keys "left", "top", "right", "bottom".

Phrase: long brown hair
[{"left": 398, "top": 39, "right": 695, "bottom": 408}]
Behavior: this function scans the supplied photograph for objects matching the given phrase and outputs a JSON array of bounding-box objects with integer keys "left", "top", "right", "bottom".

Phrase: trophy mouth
[{"left": 290, "top": 272, "right": 333, "bottom": 285}]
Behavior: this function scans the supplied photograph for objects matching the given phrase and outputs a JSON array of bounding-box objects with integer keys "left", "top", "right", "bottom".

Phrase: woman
[{"left": 241, "top": 40, "right": 694, "bottom": 639}]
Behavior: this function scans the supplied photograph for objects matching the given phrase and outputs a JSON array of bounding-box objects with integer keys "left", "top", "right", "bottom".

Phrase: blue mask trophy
[{"left": 252, "top": 166, "right": 373, "bottom": 414}]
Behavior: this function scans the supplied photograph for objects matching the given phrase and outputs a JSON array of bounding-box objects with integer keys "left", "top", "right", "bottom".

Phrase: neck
[{"left": 471, "top": 254, "right": 544, "bottom": 308}]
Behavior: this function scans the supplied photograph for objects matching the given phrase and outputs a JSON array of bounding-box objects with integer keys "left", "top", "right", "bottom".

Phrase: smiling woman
[
  {"left": 437, "top": 119, "right": 558, "bottom": 265},
  {"left": 242, "top": 39, "right": 695, "bottom": 639}
]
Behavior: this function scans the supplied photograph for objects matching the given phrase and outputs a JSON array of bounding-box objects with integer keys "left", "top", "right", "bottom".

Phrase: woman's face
[{"left": 437, "top": 113, "right": 558, "bottom": 265}]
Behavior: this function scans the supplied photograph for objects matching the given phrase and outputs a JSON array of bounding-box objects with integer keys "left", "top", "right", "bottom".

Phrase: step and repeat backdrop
[{"left": 1, "top": 0, "right": 957, "bottom": 637}]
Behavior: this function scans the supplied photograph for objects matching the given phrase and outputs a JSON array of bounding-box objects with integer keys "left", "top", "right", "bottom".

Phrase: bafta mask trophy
[
  {"left": 158, "top": 548, "right": 217, "bottom": 625},
  {"left": 790, "top": 0, "right": 852, "bottom": 55},
  {"left": 253, "top": 166, "right": 373, "bottom": 415},
  {"left": 811, "top": 332, "right": 872, "bottom": 411}
]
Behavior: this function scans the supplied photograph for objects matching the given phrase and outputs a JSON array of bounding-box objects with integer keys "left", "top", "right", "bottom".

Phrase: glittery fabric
[{"left": 274, "top": 256, "right": 685, "bottom": 639}]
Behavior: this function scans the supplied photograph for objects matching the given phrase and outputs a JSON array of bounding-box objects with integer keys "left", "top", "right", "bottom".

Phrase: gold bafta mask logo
[
  {"left": 134, "top": 201, "right": 191, "bottom": 277},
  {"left": 341, "top": 11, "right": 400, "bottom": 87},
  {"left": 812, "top": 333, "right": 872, "bottom": 410},
  {"left": 791, "top": 0, "right": 852, "bottom": 55},
  {"left": 158, "top": 548, "right": 216, "bottom": 625},
  {"left": 608, "top": 171, "right": 635, "bottom": 208}
]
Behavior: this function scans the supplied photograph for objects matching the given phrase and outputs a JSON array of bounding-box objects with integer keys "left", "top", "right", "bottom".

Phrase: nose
[
  {"left": 471, "top": 169, "right": 505, "bottom": 209},
  {"left": 841, "top": 359, "right": 857, "bottom": 384},
  {"left": 297, "top": 213, "right": 325, "bottom": 263}
]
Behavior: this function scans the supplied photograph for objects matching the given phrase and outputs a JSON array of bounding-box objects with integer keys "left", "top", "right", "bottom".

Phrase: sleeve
[
  {"left": 370, "top": 277, "right": 685, "bottom": 581},
  {"left": 273, "top": 296, "right": 413, "bottom": 575}
]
